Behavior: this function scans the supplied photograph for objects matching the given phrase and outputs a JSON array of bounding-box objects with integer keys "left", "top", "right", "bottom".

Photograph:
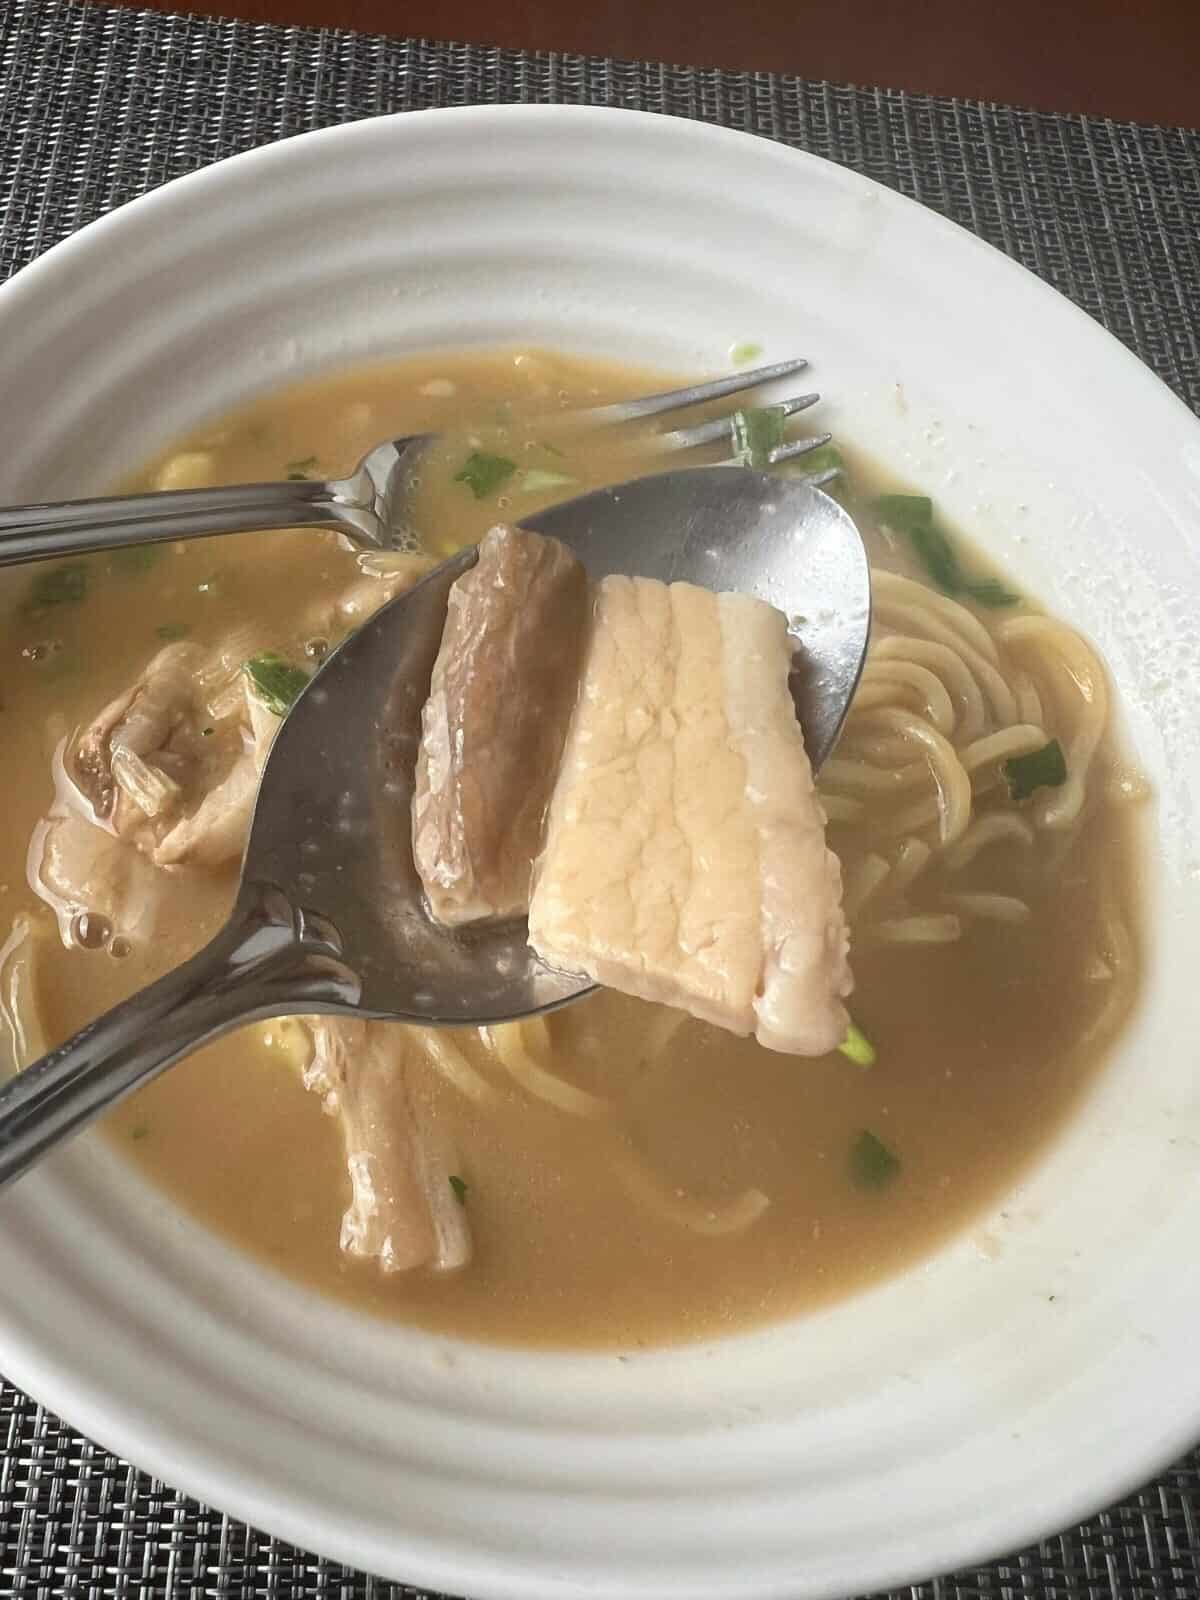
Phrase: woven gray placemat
[{"left": 1, "top": 0, "right": 1199, "bottom": 1594}]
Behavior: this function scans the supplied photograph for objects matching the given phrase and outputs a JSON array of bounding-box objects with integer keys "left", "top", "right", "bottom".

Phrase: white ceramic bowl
[{"left": 1, "top": 106, "right": 1199, "bottom": 1600}]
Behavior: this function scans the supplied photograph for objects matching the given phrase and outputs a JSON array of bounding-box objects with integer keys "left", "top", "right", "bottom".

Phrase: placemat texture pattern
[{"left": 1, "top": 0, "right": 1199, "bottom": 1595}]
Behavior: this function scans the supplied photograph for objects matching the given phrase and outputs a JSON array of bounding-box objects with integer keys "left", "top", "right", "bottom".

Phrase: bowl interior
[{"left": 1, "top": 106, "right": 1199, "bottom": 1600}]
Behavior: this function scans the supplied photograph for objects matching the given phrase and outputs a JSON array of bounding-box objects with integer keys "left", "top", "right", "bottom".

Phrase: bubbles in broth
[{"left": 0, "top": 348, "right": 1146, "bottom": 1348}]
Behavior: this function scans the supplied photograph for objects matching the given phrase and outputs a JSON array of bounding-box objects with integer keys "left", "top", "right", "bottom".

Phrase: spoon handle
[
  {"left": 0, "top": 885, "right": 359, "bottom": 1191},
  {"left": 0, "top": 475, "right": 379, "bottom": 566}
]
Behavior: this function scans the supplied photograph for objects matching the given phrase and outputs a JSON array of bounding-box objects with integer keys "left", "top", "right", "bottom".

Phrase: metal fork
[{"left": 0, "top": 358, "right": 833, "bottom": 567}]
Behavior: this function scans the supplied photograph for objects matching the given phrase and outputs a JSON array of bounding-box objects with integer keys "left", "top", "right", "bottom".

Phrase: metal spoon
[{"left": 0, "top": 467, "right": 869, "bottom": 1188}]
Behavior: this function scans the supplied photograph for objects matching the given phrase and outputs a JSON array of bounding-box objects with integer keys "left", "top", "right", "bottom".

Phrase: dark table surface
[{"left": 98, "top": 0, "right": 1200, "bottom": 127}]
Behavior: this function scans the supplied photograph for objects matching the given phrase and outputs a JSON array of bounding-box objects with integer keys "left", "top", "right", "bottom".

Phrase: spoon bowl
[
  {"left": 0, "top": 466, "right": 869, "bottom": 1185},
  {"left": 252, "top": 466, "right": 869, "bottom": 1023}
]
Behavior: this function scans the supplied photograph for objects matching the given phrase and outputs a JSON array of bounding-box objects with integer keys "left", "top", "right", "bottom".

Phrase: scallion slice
[
  {"left": 454, "top": 450, "right": 517, "bottom": 499},
  {"left": 1003, "top": 738, "right": 1067, "bottom": 801},
  {"left": 243, "top": 652, "right": 311, "bottom": 716}
]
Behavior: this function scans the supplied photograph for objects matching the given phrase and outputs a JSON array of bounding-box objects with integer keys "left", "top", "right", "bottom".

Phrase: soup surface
[{"left": 0, "top": 348, "right": 1146, "bottom": 1347}]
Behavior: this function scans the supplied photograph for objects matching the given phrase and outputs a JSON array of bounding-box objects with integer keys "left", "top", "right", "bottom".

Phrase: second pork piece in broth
[
  {"left": 527, "top": 576, "right": 853, "bottom": 1056},
  {"left": 412, "top": 524, "right": 590, "bottom": 925}
]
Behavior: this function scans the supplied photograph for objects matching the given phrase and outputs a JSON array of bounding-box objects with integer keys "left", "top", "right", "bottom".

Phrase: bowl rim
[{"left": 1, "top": 100, "right": 1199, "bottom": 1600}]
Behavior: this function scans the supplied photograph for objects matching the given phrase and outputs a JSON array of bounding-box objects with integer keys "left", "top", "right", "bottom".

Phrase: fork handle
[
  {"left": 0, "top": 883, "right": 360, "bottom": 1191},
  {"left": 0, "top": 474, "right": 379, "bottom": 566}
]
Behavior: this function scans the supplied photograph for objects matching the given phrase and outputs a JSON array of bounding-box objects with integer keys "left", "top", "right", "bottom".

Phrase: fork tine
[
  {"left": 656, "top": 393, "right": 822, "bottom": 454},
  {"left": 768, "top": 432, "right": 834, "bottom": 465},
  {"left": 707, "top": 431, "right": 835, "bottom": 472},
  {"left": 581, "top": 358, "right": 809, "bottom": 425}
]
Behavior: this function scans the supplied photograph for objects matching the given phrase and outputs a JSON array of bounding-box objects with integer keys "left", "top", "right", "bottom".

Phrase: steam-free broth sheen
[{"left": 0, "top": 348, "right": 1146, "bottom": 1348}]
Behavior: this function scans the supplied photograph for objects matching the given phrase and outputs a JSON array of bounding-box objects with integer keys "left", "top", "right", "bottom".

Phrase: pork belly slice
[
  {"left": 413, "top": 524, "right": 589, "bottom": 926},
  {"left": 527, "top": 576, "right": 852, "bottom": 1056}
]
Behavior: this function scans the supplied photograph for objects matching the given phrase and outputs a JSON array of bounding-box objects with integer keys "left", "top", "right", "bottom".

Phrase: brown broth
[{"left": 2, "top": 346, "right": 1145, "bottom": 1348}]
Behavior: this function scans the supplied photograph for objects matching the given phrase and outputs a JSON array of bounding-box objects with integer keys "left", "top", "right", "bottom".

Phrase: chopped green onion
[
  {"left": 731, "top": 407, "right": 786, "bottom": 469},
  {"left": 873, "top": 493, "right": 934, "bottom": 539},
  {"left": 1004, "top": 738, "right": 1067, "bottom": 802},
  {"left": 454, "top": 450, "right": 517, "bottom": 499},
  {"left": 874, "top": 495, "right": 957, "bottom": 590},
  {"left": 449, "top": 1174, "right": 469, "bottom": 1205},
  {"left": 873, "top": 494, "right": 1019, "bottom": 608},
  {"left": 838, "top": 1021, "right": 876, "bottom": 1068},
  {"left": 286, "top": 455, "right": 318, "bottom": 475},
  {"left": 850, "top": 1130, "right": 901, "bottom": 1191},
  {"left": 730, "top": 341, "right": 764, "bottom": 367},
  {"left": 201, "top": 726, "right": 214, "bottom": 738},
  {"left": 520, "top": 468, "right": 579, "bottom": 494},
  {"left": 130, "top": 1123, "right": 150, "bottom": 1142},
  {"left": 794, "top": 443, "right": 844, "bottom": 477},
  {"left": 243, "top": 652, "right": 311, "bottom": 716},
  {"left": 156, "top": 622, "right": 191, "bottom": 641}
]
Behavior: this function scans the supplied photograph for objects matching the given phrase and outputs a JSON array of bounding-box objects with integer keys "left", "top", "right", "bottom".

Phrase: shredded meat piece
[
  {"left": 67, "top": 558, "right": 435, "bottom": 872},
  {"left": 29, "top": 555, "right": 465, "bottom": 1277},
  {"left": 31, "top": 743, "right": 175, "bottom": 947},
  {"left": 69, "top": 641, "right": 255, "bottom": 866},
  {"left": 153, "top": 690, "right": 280, "bottom": 867},
  {"left": 304, "top": 1019, "right": 471, "bottom": 1273},
  {"left": 72, "top": 643, "right": 206, "bottom": 831}
]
